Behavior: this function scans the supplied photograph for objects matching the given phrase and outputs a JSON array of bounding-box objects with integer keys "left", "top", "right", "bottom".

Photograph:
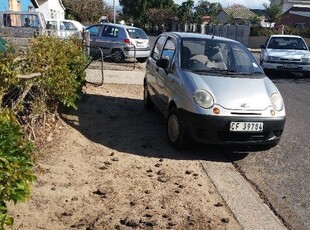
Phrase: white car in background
[
  {"left": 260, "top": 34, "right": 310, "bottom": 77},
  {"left": 46, "top": 19, "right": 84, "bottom": 38}
]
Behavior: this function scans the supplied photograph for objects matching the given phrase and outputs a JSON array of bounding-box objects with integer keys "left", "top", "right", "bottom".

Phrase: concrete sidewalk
[
  {"left": 101, "top": 68, "right": 288, "bottom": 230},
  {"left": 103, "top": 69, "right": 145, "bottom": 85}
]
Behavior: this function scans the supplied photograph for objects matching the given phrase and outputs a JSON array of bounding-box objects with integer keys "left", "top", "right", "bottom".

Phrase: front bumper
[
  {"left": 261, "top": 61, "right": 310, "bottom": 73},
  {"left": 179, "top": 109, "right": 286, "bottom": 147}
]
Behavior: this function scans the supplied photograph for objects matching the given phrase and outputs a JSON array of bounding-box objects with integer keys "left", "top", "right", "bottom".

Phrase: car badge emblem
[{"left": 241, "top": 103, "right": 249, "bottom": 108}]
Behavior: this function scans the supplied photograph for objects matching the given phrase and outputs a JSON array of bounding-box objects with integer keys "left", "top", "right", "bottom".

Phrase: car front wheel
[{"left": 167, "top": 107, "right": 188, "bottom": 149}]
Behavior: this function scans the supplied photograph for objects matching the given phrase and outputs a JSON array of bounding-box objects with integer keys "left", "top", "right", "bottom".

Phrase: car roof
[
  {"left": 46, "top": 19, "right": 82, "bottom": 24},
  {"left": 86, "top": 23, "right": 144, "bottom": 30},
  {"left": 270, "top": 34, "right": 302, "bottom": 38},
  {"left": 161, "top": 32, "right": 240, "bottom": 43}
]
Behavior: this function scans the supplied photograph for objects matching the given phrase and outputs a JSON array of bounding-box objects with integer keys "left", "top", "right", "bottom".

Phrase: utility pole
[{"left": 113, "top": 0, "right": 116, "bottom": 23}]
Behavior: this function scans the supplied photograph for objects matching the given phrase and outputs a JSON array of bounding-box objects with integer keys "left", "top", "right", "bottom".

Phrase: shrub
[
  {"left": 21, "top": 36, "right": 88, "bottom": 110},
  {"left": 0, "top": 109, "right": 36, "bottom": 229},
  {"left": 0, "top": 45, "right": 19, "bottom": 97},
  {"left": 0, "top": 35, "right": 88, "bottom": 229}
]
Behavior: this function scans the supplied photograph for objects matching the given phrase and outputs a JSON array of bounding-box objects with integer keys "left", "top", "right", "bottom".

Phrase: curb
[{"left": 201, "top": 161, "right": 287, "bottom": 230}]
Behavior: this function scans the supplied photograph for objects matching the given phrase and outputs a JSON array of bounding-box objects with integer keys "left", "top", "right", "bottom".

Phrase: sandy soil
[{"left": 8, "top": 83, "right": 242, "bottom": 230}]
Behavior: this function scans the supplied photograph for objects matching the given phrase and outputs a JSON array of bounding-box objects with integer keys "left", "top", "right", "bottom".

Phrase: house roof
[
  {"left": 222, "top": 7, "right": 256, "bottom": 20},
  {"left": 282, "top": 4, "right": 310, "bottom": 17},
  {"left": 31, "top": 0, "right": 39, "bottom": 8}
]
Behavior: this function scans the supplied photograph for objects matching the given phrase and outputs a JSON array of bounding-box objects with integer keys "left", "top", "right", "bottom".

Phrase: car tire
[
  {"left": 143, "top": 82, "right": 153, "bottom": 110},
  {"left": 112, "top": 49, "right": 125, "bottom": 63},
  {"left": 137, "top": 57, "right": 147, "bottom": 63},
  {"left": 303, "top": 72, "right": 310, "bottom": 78},
  {"left": 167, "top": 107, "right": 189, "bottom": 149}
]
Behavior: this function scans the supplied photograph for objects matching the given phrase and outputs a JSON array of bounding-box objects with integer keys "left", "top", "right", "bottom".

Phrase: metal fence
[
  {"left": 172, "top": 23, "right": 251, "bottom": 46},
  {"left": 82, "top": 32, "right": 143, "bottom": 86}
]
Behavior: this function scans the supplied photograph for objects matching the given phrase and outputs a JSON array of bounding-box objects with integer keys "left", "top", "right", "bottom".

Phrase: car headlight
[
  {"left": 194, "top": 90, "right": 214, "bottom": 109},
  {"left": 270, "top": 93, "right": 284, "bottom": 111},
  {"left": 302, "top": 57, "right": 310, "bottom": 63}
]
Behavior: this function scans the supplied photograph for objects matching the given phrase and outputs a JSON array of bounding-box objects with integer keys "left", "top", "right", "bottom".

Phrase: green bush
[
  {"left": 0, "top": 36, "right": 88, "bottom": 229},
  {"left": 0, "top": 109, "right": 36, "bottom": 229},
  {"left": 21, "top": 36, "right": 88, "bottom": 110},
  {"left": 250, "top": 25, "right": 310, "bottom": 38},
  {"left": 0, "top": 45, "right": 19, "bottom": 97}
]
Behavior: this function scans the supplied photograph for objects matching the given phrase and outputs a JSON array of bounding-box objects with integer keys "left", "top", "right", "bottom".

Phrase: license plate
[
  {"left": 283, "top": 63, "right": 298, "bottom": 69},
  {"left": 230, "top": 122, "right": 263, "bottom": 132},
  {"left": 136, "top": 42, "right": 144, "bottom": 47}
]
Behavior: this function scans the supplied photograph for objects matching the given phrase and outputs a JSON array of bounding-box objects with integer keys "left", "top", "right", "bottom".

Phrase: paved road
[
  {"left": 240, "top": 52, "right": 310, "bottom": 230},
  {"left": 230, "top": 72, "right": 310, "bottom": 230}
]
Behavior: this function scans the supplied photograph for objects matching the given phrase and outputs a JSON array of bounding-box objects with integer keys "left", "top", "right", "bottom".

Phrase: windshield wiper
[{"left": 225, "top": 70, "right": 256, "bottom": 75}]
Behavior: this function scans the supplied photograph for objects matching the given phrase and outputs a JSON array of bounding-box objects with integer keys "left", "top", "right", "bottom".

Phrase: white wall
[{"left": 37, "top": 0, "right": 65, "bottom": 20}]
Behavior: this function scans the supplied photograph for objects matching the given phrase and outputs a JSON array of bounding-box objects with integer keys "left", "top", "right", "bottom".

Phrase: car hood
[
  {"left": 266, "top": 49, "right": 310, "bottom": 58},
  {"left": 190, "top": 73, "right": 275, "bottom": 111}
]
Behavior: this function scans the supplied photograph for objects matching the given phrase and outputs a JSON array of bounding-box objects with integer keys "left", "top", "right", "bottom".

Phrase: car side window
[
  {"left": 152, "top": 36, "right": 167, "bottom": 61},
  {"left": 161, "top": 37, "right": 176, "bottom": 65},
  {"left": 47, "top": 21, "right": 57, "bottom": 30},
  {"left": 63, "top": 22, "right": 77, "bottom": 31},
  {"left": 103, "top": 26, "right": 118, "bottom": 37},
  {"left": 88, "top": 25, "right": 102, "bottom": 36}
]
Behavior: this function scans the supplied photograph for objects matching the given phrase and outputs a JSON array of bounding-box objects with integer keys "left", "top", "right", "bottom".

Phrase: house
[
  {"left": 0, "top": 0, "right": 65, "bottom": 20},
  {"left": 270, "top": 0, "right": 310, "bottom": 12},
  {"left": 216, "top": 6, "right": 257, "bottom": 24},
  {"left": 0, "top": 0, "right": 38, "bottom": 11},
  {"left": 36, "top": 0, "right": 65, "bottom": 20},
  {"left": 276, "top": 5, "right": 310, "bottom": 28}
]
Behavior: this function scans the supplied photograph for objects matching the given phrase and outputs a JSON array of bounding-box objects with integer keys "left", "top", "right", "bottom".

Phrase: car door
[
  {"left": 99, "top": 25, "right": 120, "bottom": 55},
  {"left": 156, "top": 37, "right": 177, "bottom": 112},
  {"left": 146, "top": 35, "right": 167, "bottom": 111},
  {"left": 87, "top": 24, "right": 105, "bottom": 53}
]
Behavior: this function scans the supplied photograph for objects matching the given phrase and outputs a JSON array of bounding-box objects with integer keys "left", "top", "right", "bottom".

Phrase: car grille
[
  {"left": 280, "top": 58, "right": 300, "bottom": 62},
  {"left": 218, "top": 131, "right": 269, "bottom": 142}
]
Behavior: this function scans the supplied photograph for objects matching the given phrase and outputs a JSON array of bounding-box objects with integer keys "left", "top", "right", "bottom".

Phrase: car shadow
[
  {"left": 267, "top": 72, "right": 310, "bottom": 84},
  {"left": 59, "top": 93, "right": 249, "bottom": 163}
]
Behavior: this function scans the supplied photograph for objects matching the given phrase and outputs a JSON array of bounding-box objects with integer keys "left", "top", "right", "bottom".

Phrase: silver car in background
[
  {"left": 85, "top": 23, "right": 150, "bottom": 63},
  {"left": 144, "top": 32, "right": 286, "bottom": 150},
  {"left": 260, "top": 34, "right": 310, "bottom": 77}
]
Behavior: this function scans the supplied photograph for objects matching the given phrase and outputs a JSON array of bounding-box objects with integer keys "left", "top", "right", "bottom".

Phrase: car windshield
[
  {"left": 181, "top": 38, "right": 263, "bottom": 75},
  {"left": 267, "top": 37, "right": 308, "bottom": 50},
  {"left": 126, "top": 28, "right": 148, "bottom": 39}
]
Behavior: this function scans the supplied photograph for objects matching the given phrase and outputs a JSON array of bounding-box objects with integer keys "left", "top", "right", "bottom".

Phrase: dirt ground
[{"left": 8, "top": 83, "right": 242, "bottom": 230}]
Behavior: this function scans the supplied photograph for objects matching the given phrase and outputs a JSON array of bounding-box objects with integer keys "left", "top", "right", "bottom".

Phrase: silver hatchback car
[
  {"left": 85, "top": 23, "right": 150, "bottom": 63},
  {"left": 144, "top": 32, "right": 286, "bottom": 149}
]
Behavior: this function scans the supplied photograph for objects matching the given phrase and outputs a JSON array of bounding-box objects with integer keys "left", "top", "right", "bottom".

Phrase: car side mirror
[
  {"left": 156, "top": 58, "right": 170, "bottom": 70},
  {"left": 260, "top": 45, "right": 266, "bottom": 49}
]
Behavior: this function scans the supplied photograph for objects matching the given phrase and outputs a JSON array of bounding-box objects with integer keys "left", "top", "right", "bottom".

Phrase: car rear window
[{"left": 127, "top": 28, "right": 148, "bottom": 39}]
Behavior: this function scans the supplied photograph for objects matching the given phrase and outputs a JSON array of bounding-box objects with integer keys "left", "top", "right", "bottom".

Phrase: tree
[
  {"left": 263, "top": 3, "right": 281, "bottom": 28},
  {"left": 250, "top": 15, "right": 261, "bottom": 26},
  {"left": 119, "top": 0, "right": 174, "bottom": 27},
  {"left": 177, "top": 0, "right": 195, "bottom": 23},
  {"left": 62, "top": 0, "right": 111, "bottom": 24},
  {"left": 195, "top": 0, "right": 222, "bottom": 23}
]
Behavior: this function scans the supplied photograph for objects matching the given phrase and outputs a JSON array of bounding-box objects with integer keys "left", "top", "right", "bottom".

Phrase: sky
[{"left": 106, "top": 0, "right": 270, "bottom": 9}]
